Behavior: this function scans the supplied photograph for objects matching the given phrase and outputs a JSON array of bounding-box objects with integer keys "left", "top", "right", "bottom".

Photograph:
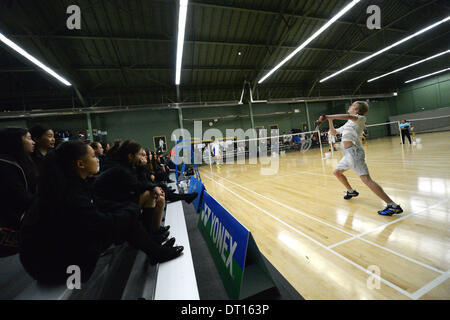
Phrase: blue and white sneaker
[
  {"left": 378, "top": 204, "right": 403, "bottom": 216},
  {"left": 344, "top": 190, "right": 359, "bottom": 200}
]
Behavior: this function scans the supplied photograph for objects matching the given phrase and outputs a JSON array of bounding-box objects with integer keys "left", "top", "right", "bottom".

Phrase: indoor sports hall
[{"left": 0, "top": 0, "right": 448, "bottom": 302}]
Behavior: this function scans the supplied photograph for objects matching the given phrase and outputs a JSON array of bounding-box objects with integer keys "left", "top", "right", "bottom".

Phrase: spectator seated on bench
[
  {"left": 0, "top": 127, "right": 37, "bottom": 258},
  {"left": 20, "top": 141, "right": 183, "bottom": 285}
]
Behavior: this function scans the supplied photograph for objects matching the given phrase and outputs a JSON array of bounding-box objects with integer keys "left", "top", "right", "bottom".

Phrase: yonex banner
[
  {"left": 188, "top": 176, "right": 205, "bottom": 212},
  {"left": 198, "top": 191, "right": 276, "bottom": 299}
]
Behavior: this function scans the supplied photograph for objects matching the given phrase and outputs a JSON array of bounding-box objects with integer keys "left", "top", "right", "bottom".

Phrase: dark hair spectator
[
  {"left": 0, "top": 127, "right": 37, "bottom": 257},
  {"left": 116, "top": 140, "right": 141, "bottom": 167},
  {"left": 90, "top": 142, "right": 105, "bottom": 171},
  {"left": 19, "top": 141, "right": 183, "bottom": 284},
  {"left": 100, "top": 141, "right": 110, "bottom": 154},
  {"left": 105, "top": 139, "right": 122, "bottom": 160},
  {"left": 29, "top": 124, "right": 55, "bottom": 168},
  {"left": 93, "top": 140, "right": 171, "bottom": 240}
]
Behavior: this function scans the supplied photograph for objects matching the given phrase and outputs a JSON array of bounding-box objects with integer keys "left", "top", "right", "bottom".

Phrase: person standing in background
[
  {"left": 399, "top": 119, "right": 412, "bottom": 144},
  {"left": 29, "top": 124, "right": 55, "bottom": 169},
  {"left": 90, "top": 142, "right": 105, "bottom": 172},
  {"left": 328, "top": 130, "right": 337, "bottom": 151}
]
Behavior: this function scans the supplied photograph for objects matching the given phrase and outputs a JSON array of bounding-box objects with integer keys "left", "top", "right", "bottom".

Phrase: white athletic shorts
[
  {"left": 328, "top": 135, "right": 336, "bottom": 143},
  {"left": 336, "top": 144, "right": 369, "bottom": 176}
]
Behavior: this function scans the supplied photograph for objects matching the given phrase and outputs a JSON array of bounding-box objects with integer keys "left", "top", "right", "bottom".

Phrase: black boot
[
  {"left": 166, "top": 192, "right": 198, "bottom": 204},
  {"left": 184, "top": 192, "right": 198, "bottom": 204},
  {"left": 128, "top": 221, "right": 183, "bottom": 265},
  {"left": 147, "top": 246, "right": 184, "bottom": 266},
  {"left": 157, "top": 225, "right": 170, "bottom": 233},
  {"left": 162, "top": 237, "right": 175, "bottom": 248},
  {"left": 150, "top": 230, "right": 170, "bottom": 244}
]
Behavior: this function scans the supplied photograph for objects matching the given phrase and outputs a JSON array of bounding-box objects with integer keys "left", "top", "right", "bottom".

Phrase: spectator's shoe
[
  {"left": 378, "top": 204, "right": 403, "bottom": 216},
  {"left": 153, "top": 225, "right": 170, "bottom": 234},
  {"left": 148, "top": 246, "right": 184, "bottom": 265},
  {"left": 344, "top": 190, "right": 359, "bottom": 200},
  {"left": 151, "top": 230, "right": 170, "bottom": 244},
  {"left": 158, "top": 225, "right": 170, "bottom": 233},
  {"left": 184, "top": 192, "right": 198, "bottom": 204},
  {"left": 162, "top": 237, "right": 175, "bottom": 248}
]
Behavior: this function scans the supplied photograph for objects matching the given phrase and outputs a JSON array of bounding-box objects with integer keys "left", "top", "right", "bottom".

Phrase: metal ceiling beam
[
  {"left": 0, "top": 3, "right": 89, "bottom": 107},
  {"left": 100, "top": 0, "right": 128, "bottom": 87},
  {"left": 251, "top": 0, "right": 315, "bottom": 92},
  {"left": 312, "top": 0, "right": 440, "bottom": 85},
  {"left": 188, "top": 1, "right": 409, "bottom": 34},
  {"left": 7, "top": 34, "right": 426, "bottom": 59},
  {"left": 0, "top": 81, "right": 387, "bottom": 99},
  {"left": 0, "top": 84, "right": 336, "bottom": 96},
  {"left": 0, "top": 91, "right": 396, "bottom": 120},
  {"left": 0, "top": 65, "right": 396, "bottom": 74},
  {"left": 306, "top": 4, "right": 370, "bottom": 97},
  {"left": 351, "top": 29, "right": 450, "bottom": 94}
]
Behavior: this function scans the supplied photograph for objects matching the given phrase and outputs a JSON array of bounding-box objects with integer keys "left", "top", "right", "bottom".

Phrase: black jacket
[
  {"left": 98, "top": 154, "right": 106, "bottom": 172},
  {"left": 0, "top": 154, "right": 35, "bottom": 230},
  {"left": 30, "top": 149, "right": 45, "bottom": 169},
  {"left": 19, "top": 175, "right": 140, "bottom": 284},
  {"left": 93, "top": 160, "right": 159, "bottom": 204}
]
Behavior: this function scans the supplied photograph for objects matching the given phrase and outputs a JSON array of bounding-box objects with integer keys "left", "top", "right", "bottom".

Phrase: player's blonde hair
[{"left": 354, "top": 101, "right": 369, "bottom": 115}]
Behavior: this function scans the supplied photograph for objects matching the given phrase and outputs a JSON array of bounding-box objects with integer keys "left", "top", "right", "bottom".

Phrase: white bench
[
  {"left": 154, "top": 199, "right": 199, "bottom": 300},
  {"left": 122, "top": 174, "right": 199, "bottom": 300}
]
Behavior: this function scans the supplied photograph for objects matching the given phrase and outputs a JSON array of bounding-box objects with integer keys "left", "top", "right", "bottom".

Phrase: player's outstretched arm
[
  {"left": 321, "top": 114, "right": 359, "bottom": 121},
  {"left": 328, "top": 119, "right": 338, "bottom": 136}
]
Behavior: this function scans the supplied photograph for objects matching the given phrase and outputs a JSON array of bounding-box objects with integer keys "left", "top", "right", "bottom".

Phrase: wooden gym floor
[{"left": 199, "top": 131, "right": 450, "bottom": 300}]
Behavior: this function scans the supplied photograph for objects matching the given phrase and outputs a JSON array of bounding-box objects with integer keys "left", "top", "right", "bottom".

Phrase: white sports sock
[
  {"left": 388, "top": 202, "right": 398, "bottom": 207},
  {"left": 347, "top": 189, "right": 355, "bottom": 193}
]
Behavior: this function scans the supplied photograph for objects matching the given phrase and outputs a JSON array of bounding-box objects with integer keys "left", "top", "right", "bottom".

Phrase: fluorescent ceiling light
[
  {"left": 320, "top": 15, "right": 450, "bottom": 83},
  {"left": 258, "top": 0, "right": 361, "bottom": 84},
  {"left": 405, "top": 67, "right": 450, "bottom": 83},
  {"left": 368, "top": 49, "right": 450, "bottom": 82},
  {"left": 175, "top": 0, "right": 189, "bottom": 85},
  {"left": 0, "top": 32, "right": 71, "bottom": 86}
]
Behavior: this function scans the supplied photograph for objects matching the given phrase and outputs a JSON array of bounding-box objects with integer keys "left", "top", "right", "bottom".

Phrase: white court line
[
  {"left": 328, "top": 198, "right": 449, "bottom": 249},
  {"left": 205, "top": 172, "right": 356, "bottom": 237},
  {"left": 284, "top": 169, "right": 442, "bottom": 190},
  {"left": 203, "top": 174, "right": 415, "bottom": 299},
  {"left": 217, "top": 160, "right": 437, "bottom": 190},
  {"left": 366, "top": 159, "right": 450, "bottom": 165},
  {"left": 365, "top": 159, "right": 450, "bottom": 167},
  {"left": 410, "top": 270, "right": 450, "bottom": 300},
  {"left": 239, "top": 170, "right": 437, "bottom": 197},
  {"left": 224, "top": 167, "right": 443, "bottom": 198},
  {"left": 205, "top": 172, "right": 448, "bottom": 275}
]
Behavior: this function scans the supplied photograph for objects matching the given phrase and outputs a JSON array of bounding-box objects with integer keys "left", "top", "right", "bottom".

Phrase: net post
[
  {"left": 397, "top": 121, "right": 403, "bottom": 145},
  {"left": 208, "top": 143, "right": 213, "bottom": 173},
  {"left": 318, "top": 130, "right": 324, "bottom": 160}
]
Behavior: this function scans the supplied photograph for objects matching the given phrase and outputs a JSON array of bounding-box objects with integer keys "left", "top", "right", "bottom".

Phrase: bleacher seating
[
  {"left": 154, "top": 198, "right": 199, "bottom": 300},
  {"left": 1, "top": 173, "right": 199, "bottom": 300},
  {"left": 122, "top": 173, "right": 199, "bottom": 300}
]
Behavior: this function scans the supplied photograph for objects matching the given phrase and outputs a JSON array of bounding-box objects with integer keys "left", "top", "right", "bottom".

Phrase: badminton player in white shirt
[{"left": 317, "top": 101, "right": 403, "bottom": 216}]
